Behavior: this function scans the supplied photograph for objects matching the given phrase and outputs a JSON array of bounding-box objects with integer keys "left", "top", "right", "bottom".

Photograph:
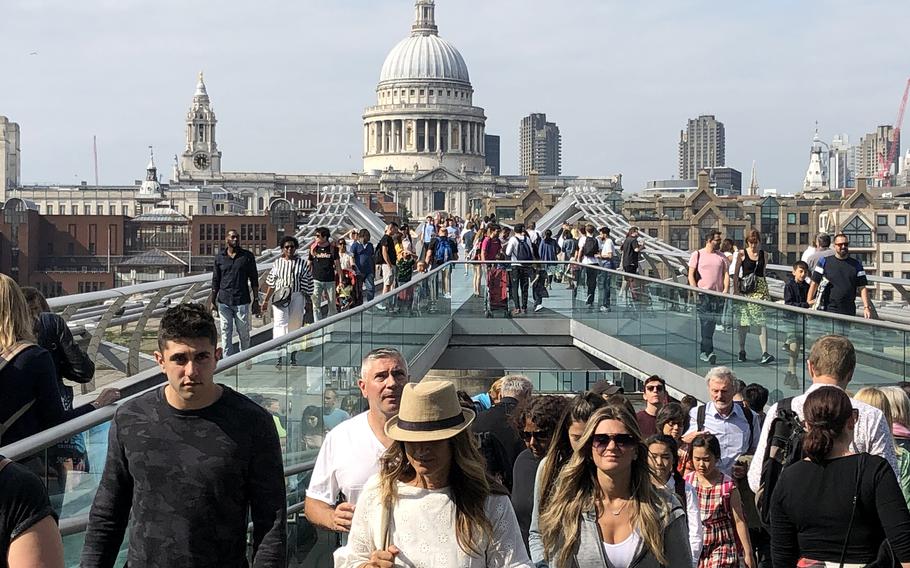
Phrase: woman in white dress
[{"left": 341, "top": 380, "right": 531, "bottom": 568}]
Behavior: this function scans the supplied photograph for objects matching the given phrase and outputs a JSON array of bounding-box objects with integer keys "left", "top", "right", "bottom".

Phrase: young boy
[
  {"left": 784, "top": 260, "right": 810, "bottom": 387},
  {"left": 336, "top": 273, "right": 354, "bottom": 311}
]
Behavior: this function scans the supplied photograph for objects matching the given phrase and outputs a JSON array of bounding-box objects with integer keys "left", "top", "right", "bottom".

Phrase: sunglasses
[
  {"left": 520, "top": 430, "right": 551, "bottom": 442},
  {"left": 645, "top": 385, "right": 665, "bottom": 393},
  {"left": 592, "top": 433, "right": 637, "bottom": 450},
  {"left": 283, "top": 245, "right": 297, "bottom": 250},
  {"left": 835, "top": 243, "right": 849, "bottom": 248}
]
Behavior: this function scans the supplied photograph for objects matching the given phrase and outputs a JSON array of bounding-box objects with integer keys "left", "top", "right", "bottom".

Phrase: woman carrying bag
[
  {"left": 261, "top": 236, "right": 313, "bottom": 369},
  {"left": 341, "top": 380, "right": 531, "bottom": 567}
]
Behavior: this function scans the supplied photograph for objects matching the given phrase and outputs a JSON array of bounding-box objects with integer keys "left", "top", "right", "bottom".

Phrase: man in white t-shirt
[
  {"left": 597, "top": 226, "right": 616, "bottom": 312},
  {"left": 575, "top": 224, "right": 599, "bottom": 307},
  {"left": 305, "top": 348, "right": 409, "bottom": 533}
]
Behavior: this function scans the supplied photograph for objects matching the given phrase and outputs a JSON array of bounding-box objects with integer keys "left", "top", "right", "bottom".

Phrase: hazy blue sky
[{"left": 3, "top": 0, "right": 909, "bottom": 193}]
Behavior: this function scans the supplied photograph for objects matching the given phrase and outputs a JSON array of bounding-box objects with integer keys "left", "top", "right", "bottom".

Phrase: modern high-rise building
[
  {"left": 484, "top": 134, "right": 500, "bottom": 175},
  {"left": 829, "top": 134, "right": 856, "bottom": 190},
  {"left": 678, "top": 115, "right": 725, "bottom": 179},
  {"left": 856, "top": 125, "right": 900, "bottom": 186},
  {"left": 519, "top": 113, "right": 561, "bottom": 175},
  {"left": 0, "top": 116, "right": 21, "bottom": 202}
]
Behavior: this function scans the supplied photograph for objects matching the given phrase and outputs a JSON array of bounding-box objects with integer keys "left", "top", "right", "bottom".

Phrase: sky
[{"left": 3, "top": 0, "right": 909, "bottom": 194}]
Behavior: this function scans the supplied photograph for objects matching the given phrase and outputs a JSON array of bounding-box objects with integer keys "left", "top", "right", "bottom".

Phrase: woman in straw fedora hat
[{"left": 339, "top": 380, "right": 532, "bottom": 568}]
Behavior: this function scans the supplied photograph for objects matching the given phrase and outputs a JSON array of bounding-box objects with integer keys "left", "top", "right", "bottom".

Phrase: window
[
  {"left": 878, "top": 233, "right": 889, "bottom": 243},
  {"left": 122, "top": 205, "right": 129, "bottom": 216},
  {"left": 877, "top": 215, "right": 888, "bottom": 226},
  {"left": 902, "top": 252, "right": 910, "bottom": 263},
  {"left": 109, "top": 205, "right": 115, "bottom": 215},
  {"left": 799, "top": 232, "right": 809, "bottom": 245},
  {"left": 786, "top": 232, "right": 796, "bottom": 245},
  {"left": 904, "top": 272, "right": 910, "bottom": 280},
  {"left": 883, "top": 271, "right": 893, "bottom": 277},
  {"left": 787, "top": 213, "right": 797, "bottom": 224},
  {"left": 800, "top": 213, "right": 809, "bottom": 224},
  {"left": 669, "top": 228, "right": 689, "bottom": 250},
  {"left": 883, "top": 252, "right": 894, "bottom": 262},
  {"left": 47, "top": 204, "right": 53, "bottom": 215},
  {"left": 883, "top": 291, "right": 894, "bottom": 301},
  {"left": 189, "top": 205, "right": 194, "bottom": 216},
  {"left": 843, "top": 216, "right": 873, "bottom": 247},
  {"left": 72, "top": 205, "right": 79, "bottom": 215},
  {"left": 897, "top": 234, "right": 907, "bottom": 243},
  {"left": 787, "top": 252, "right": 797, "bottom": 264},
  {"left": 897, "top": 215, "right": 907, "bottom": 226},
  {"left": 648, "top": 228, "right": 658, "bottom": 238}
]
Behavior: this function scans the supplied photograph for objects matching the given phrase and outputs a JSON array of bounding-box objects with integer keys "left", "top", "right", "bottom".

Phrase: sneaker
[
  {"left": 376, "top": 304, "right": 387, "bottom": 311},
  {"left": 737, "top": 351, "right": 747, "bottom": 363},
  {"left": 760, "top": 352, "right": 776, "bottom": 365},
  {"left": 784, "top": 371, "right": 800, "bottom": 388},
  {"left": 599, "top": 306, "right": 610, "bottom": 313},
  {"left": 715, "top": 324, "right": 724, "bottom": 332},
  {"left": 708, "top": 352, "right": 717, "bottom": 364},
  {"left": 699, "top": 352, "right": 710, "bottom": 362},
  {"left": 512, "top": 308, "right": 523, "bottom": 316},
  {"left": 444, "top": 293, "right": 452, "bottom": 299},
  {"left": 534, "top": 304, "right": 544, "bottom": 312}
]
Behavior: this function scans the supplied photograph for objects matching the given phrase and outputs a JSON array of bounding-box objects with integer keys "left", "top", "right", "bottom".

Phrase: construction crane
[{"left": 876, "top": 77, "right": 910, "bottom": 185}]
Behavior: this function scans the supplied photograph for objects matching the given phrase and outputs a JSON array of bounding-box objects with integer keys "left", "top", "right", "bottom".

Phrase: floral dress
[{"left": 685, "top": 471, "right": 740, "bottom": 568}]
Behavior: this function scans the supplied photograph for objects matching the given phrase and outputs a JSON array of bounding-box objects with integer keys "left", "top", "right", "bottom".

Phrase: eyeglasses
[
  {"left": 834, "top": 242, "right": 849, "bottom": 248},
  {"left": 645, "top": 385, "right": 665, "bottom": 393},
  {"left": 592, "top": 433, "right": 636, "bottom": 450},
  {"left": 520, "top": 430, "right": 551, "bottom": 442}
]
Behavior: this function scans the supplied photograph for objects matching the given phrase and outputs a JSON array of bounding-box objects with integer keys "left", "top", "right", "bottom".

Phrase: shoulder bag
[{"left": 740, "top": 251, "right": 758, "bottom": 294}]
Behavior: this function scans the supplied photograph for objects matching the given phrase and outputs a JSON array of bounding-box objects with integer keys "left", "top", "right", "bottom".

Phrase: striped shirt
[{"left": 266, "top": 256, "right": 314, "bottom": 295}]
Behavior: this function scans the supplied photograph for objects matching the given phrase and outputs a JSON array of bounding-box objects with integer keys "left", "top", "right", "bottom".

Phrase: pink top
[{"left": 690, "top": 249, "right": 729, "bottom": 292}]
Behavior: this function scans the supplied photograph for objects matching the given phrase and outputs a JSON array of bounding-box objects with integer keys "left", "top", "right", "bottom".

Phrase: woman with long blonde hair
[
  {"left": 539, "top": 405, "right": 691, "bottom": 568},
  {"left": 342, "top": 380, "right": 529, "bottom": 567}
]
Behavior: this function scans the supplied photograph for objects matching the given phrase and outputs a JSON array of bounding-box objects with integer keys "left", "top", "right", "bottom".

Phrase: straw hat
[{"left": 385, "top": 381, "right": 475, "bottom": 442}]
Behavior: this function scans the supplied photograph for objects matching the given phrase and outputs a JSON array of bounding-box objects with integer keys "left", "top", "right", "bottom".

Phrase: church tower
[{"left": 179, "top": 72, "right": 222, "bottom": 178}]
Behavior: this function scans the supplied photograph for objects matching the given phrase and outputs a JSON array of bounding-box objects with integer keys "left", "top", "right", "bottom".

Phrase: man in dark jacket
[{"left": 471, "top": 375, "right": 533, "bottom": 492}]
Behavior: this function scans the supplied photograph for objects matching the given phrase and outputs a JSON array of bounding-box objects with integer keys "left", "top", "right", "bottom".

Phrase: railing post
[
  {"left": 84, "top": 295, "right": 130, "bottom": 394},
  {"left": 127, "top": 287, "right": 171, "bottom": 376},
  {"left": 179, "top": 282, "right": 205, "bottom": 305}
]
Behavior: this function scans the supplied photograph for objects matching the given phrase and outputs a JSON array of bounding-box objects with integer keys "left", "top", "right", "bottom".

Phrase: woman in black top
[
  {"left": 0, "top": 456, "right": 64, "bottom": 568},
  {"left": 770, "top": 387, "right": 910, "bottom": 567}
]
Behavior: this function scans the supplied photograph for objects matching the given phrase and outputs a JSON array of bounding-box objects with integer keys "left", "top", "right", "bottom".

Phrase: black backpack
[
  {"left": 515, "top": 238, "right": 534, "bottom": 262},
  {"left": 754, "top": 397, "right": 804, "bottom": 529},
  {"left": 581, "top": 236, "right": 598, "bottom": 258}
]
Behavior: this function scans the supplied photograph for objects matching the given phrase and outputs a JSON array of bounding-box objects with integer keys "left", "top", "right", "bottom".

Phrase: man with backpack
[
  {"left": 505, "top": 224, "right": 536, "bottom": 315},
  {"left": 574, "top": 224, "right": 600, "bottom": 308},
  {"left": 425, "top": 225, "right": 457, "bottom": 300},
  {"left": 747, "top": 335, "right": 898, "bottom": 497},
  {"left": 682, "top": 366, "right": 761, "bottom": 475},
  {"left": 375, "top": 223, "right": 399, "bottom": 310},
  {"left": 471, "top": 375, "right": 533, "bottom": 492}
]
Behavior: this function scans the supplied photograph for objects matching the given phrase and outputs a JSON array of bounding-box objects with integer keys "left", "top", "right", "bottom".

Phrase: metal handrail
[
  {"left": 0, "top": 262, "right": 450, "bottom": 460},
  {"left": 463, "top": 260, "right": 910, "bottom": 333},
  {"left": 58, "top": 458, "right": 317, "bottom": 537}
]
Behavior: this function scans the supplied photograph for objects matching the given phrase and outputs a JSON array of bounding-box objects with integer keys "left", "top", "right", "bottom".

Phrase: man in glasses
[
  {"left": 636, "top": 375, "right": 666, "bottom": 437},
  {"left": 208, "top": 229, "right": 260, "bottom": 356},
  {"left": 807, "top": 232, "right": 873, "bottom": 318}
]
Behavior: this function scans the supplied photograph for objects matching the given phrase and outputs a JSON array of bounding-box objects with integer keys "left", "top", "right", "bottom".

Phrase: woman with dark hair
[
  {"left": 300, "top": 405, "right": 325, "bottom": 451},
  {"left": 262, "top": 235, "right": 314, "bottom": 368},
  {"left": 646, "top": 434, "right": 702, "bottom": 566},
  {"left": 539, "top": 405, "right": 691, "bottom": 567},
  {"left": 734, "top": 230, "right": 774, "bottom": 365},
  {"left": 656, "top": 402, "right": 692, "bottom": 474},
  {"left": 510, "top": 395, "right": 569, "bottom": 551},
  {"left": 770, "top": 387, "right": 910, "bottom": 567},
  {"left": 342, "top": 381, "right": 529, "bottom": 567}
]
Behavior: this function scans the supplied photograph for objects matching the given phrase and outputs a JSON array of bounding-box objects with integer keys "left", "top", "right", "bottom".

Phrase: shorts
[{"left": 380, "top": 264, "right": 395, "bottom": 286}]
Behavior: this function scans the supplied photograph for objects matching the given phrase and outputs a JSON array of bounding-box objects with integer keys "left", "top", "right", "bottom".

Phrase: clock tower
[{"left": 179, "top": 72, "right": 222, "bottom": 179}]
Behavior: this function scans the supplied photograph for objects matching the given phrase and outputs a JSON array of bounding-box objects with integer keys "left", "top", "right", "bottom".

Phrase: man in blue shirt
[
  {"left": 682, "top": 367, "right": 760, "bottom": 474},
  {"left": 420, "top": 216, "right": 436, "bottom": 259}
]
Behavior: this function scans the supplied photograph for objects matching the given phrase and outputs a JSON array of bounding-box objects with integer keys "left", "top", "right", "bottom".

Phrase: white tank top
[{"left": 602, "top": 529, "right": 642, "bottom": 568}]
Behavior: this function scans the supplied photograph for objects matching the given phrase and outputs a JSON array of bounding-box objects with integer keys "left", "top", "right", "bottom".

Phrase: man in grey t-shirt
[{"left": 805, "top": 233, "right": 835, "bottom": 272}]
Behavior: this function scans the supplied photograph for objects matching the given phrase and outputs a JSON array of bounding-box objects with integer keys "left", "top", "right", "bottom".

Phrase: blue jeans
[
  {"left": 598, "top": 271, "right": 612, "bottom": 307},
  {"left": 217, "top": 303, "right": 251, "bottom": 356},
  {"left": 312, "top": 280, "right": 337, "bottom": 321},
  {"left": 359, "top": 273, "right": 376, "bottom": 302}
]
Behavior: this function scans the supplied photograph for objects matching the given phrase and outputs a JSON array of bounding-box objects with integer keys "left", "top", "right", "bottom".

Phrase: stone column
[
  {"left": 480, "top": 125, "right": 484, "bottom": 154},
  {"left": 436, "top": 120, "right": 442, "bottom": 153},
  {"left": 391, "top": 120, "right": 398, "bottom": 153},
  {"left": 380, "top": 121, "right": 387, "bottom": 153},
  {"left": 363, "top": 124, "right": 369, "bottom": 155},
  {"left": 424, "top": 120, "right": 430, "bottom": 152},
  {"left": 447, "top": 121, "right": 453, "bottom": 153}
]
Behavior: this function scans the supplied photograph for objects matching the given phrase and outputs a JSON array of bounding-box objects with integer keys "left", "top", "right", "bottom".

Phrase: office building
[
  {"left": 857, "top": 125, "right": 900, "bottom": 186},
  {"left": 678, "top": 115, "right": 725, "bottom": 179},
  {"left": 520, "top": 113, "right": 562, "bottom": 176},
  {"left": 484, "top": 134, "right": 500, "bottom": 175},
  {"left": 0, "top": 116, "right": 20, "bottom": 202}
]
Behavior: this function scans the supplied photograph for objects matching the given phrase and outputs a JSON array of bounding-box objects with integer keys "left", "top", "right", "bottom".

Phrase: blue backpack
[{"left": 434, "top": 238, "right": 454, "bottom": 263}]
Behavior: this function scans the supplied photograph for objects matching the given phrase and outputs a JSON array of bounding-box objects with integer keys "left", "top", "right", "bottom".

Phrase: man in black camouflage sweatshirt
[{"left": 81, "top": 303, "right": 286, "bottom": 567}]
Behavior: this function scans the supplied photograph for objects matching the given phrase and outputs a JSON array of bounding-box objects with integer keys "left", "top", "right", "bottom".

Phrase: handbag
[{"left": 272, "top": 286, "right": 292, "bottom": 309}]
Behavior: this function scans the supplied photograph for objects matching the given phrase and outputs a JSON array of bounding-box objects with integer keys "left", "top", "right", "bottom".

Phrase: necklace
[{"left": 609, "top": 497, "right": 631, "bottom": 516}]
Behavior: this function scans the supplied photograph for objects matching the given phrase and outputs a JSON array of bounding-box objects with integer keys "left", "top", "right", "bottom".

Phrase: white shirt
[
  {"left": 343, "top": 476, "right": 533, "bottom": 568},
  {"left": 747, "top": 383, "right": 899, "bottom": 493},
  {"left": 307, "top": 412, "right": 385, "bottom": 506},
  {"left": 683, "top": 402, "right": 760, "bottom": 475},
  {"left": 601, "top": 529, "right": 641, "bottom": 568},
  {"left": 800, "top": 246, "right": 817, "bottom": 263},
  {"left": 599, "top": 238, "right": 616, "bottom": 267},
  {"left": 666, "top": 477, "right": 703, "bottom": 567},
  {"left": 577, "top": 235, "right": 598, "bottom": 265},
  {"left": 505, "top": 235, "right": 532, "bottom": 264}
]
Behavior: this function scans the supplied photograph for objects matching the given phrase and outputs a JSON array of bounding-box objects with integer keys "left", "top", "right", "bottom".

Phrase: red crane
[{"left": 876, "top": 77, "right": 910, "bottom": 185}]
